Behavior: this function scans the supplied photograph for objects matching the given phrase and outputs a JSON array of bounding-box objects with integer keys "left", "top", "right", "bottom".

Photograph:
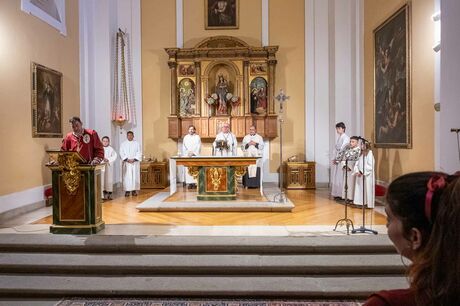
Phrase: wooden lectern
[{"left": 46, "top": 151, "right": 105, "bottom": 234}]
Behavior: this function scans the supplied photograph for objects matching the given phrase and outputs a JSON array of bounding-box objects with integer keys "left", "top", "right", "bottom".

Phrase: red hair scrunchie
[{"left": 425, "top": 175, "right": 447, "bottom": 223}]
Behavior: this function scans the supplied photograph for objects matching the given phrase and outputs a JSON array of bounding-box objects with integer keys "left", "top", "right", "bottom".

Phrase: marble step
[
  {"left": 0, "top": 274, "right": 408, "bottom": 298},
  {"left": 0, "top": 253, "right": 404, "bottom": 275},
  {"left": 0, "top": 234, "right": 397, "bottom": 254}
]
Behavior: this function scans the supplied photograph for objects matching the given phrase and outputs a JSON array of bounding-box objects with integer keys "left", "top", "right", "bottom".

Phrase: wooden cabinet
[
  {"left": 284, "top": 161, "right": 316, "bottom": 189},
  {"left": 140, "top": 161, "right": 169, "bottom": 189}
]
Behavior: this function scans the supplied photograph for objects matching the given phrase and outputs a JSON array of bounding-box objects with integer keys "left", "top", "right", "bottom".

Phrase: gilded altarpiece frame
[{"left": 166, "top": 36, "right": 279, "bottom": 141}]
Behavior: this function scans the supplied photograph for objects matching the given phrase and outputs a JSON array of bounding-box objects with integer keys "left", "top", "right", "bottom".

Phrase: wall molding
[{"left": 0, "top": 185, "right": 49, "bottom": 215}]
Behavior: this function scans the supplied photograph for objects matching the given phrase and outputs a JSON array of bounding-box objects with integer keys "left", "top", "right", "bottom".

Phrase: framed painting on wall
[
  {"left": 21, "top": 0, "right": 67, "bottom": 35},
  {"left": 31, "top": 62, "right": 63, "bottom": 138},
  {"left": 374, "top": 4, "right": 411, "bottom": 148},
  {"left": 205, "top": 0, "right": 239, "bottom": 30}
]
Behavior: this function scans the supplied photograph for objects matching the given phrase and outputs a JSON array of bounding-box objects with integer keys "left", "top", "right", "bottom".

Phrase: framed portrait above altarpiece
[
  {"left": 374, "top": 4, "right": 411, "bottom": 148},
  {"left": 31, "top": 62, "right": 63, "bottom": 138},
  {"left": 205, "top": 0, "right": 239, "bottom": 30}
]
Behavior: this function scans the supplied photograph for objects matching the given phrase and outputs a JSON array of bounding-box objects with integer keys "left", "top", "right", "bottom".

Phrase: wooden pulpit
[{"left": 46, "top": 151, "right": 105, "bottom": 234}]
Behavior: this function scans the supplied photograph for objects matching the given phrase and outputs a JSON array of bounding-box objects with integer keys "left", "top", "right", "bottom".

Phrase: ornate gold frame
[
  {"left": 31, "top": 62, "right": 63, "bottom": 138},
  {"left": 205, "top": 0, "right": 239, "bottom": 30},
  {"left": 373, "top": 4, "right": 412, "bottom": 148}
]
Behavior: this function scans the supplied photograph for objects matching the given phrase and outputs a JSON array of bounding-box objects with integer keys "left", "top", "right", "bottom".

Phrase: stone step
[
  {"left": 0, "top": 253, "right": 404, "bottom": 275},
  {"left": 0, "top": 234, "right": 397, "bottom": 254},
  {"left": 0, "top": 274, "right": 408, "bottom": 298}
]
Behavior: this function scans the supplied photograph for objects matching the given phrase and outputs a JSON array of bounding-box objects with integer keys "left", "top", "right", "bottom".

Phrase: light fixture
[
  {"left": 433, "top": 42, "right": 441, "bottom": 52},
  {"left": 431, "top": 11, "right": 440, "bottom": 22}
]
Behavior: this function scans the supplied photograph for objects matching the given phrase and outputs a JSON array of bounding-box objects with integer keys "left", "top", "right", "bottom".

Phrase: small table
[{"left": 170, "top": 156, "right": 261, "bottom": 200}]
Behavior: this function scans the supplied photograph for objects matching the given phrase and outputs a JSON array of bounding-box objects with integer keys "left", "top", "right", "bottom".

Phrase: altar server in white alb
[
  {"left": 120, "top": 131, "right": 142, "bottom": 197},
  {"left": 182, "top": 125, "right": 201, "bottom": 189},
  {"left": 352, "top": 141, "right": 375, "bottom": 208},
  {"left": 101, "top": 136, "right": 118, "bottom": 200},
  {"left": 341, "top": 136, "right": 361, "bottom": 201},
  {"left": 213, "top": 122, "right": 237, "bottom": 156},
  {"left": 241, "top": 126, "right": 264, "bottom": 185},
  {"left": 331, "top": 122, "right": 350, "bottom": 200}
]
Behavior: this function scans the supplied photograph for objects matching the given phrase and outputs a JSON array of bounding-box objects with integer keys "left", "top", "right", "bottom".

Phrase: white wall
[
  {"left": 306, "top": 0, "right": 364, "bottom": 185},
  {"left": 440, "top": 0, "right": 460, "bottom": 172},
  {"left": 79, "top": 0, "right": 143, "bottom": 184}
]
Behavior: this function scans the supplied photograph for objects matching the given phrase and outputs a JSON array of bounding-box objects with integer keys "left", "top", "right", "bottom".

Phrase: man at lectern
[
  {"left": 61, "top": 116, "right": 104, "bottom": 165},
  {"left": 213, "top": 122, "right": 237, "bottom": 156}
]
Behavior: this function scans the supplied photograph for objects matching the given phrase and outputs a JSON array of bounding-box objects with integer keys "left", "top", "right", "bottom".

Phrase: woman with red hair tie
[{"left": 364, "top": 171, "right": 460, "bottom": 306}]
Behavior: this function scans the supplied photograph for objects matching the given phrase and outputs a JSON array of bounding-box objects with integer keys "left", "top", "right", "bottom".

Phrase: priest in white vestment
[
  {"left": 101, "top": 136, "right": 118, "bottom": 200},
  {"left": 331, "top": 122, "right": 350, "bottom": 199},
  {"left": 352, "top": 142, "right": 375, "bottom": 208},
  {"left": 120, "top": 131, "right": 142, "bottom": 197},
  {"left": 241, "top": 126, "right": 264, "bottom": 178},
  {"left": 182, "top": 125, "right": 201, "bottom": 188},
  {"left": 213, "top": 123, "right": 237, "bottom": 156},
  {"left": 341, "top": 136, "right": 360, "bottom": 201}
]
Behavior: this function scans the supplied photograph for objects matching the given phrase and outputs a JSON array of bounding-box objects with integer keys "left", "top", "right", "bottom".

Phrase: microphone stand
[
  {"left": 352, "top": 137, "right": 378, "bottom": 235},
  {"left": 333, "top": 156, "right": 354, "bottom": 235}
]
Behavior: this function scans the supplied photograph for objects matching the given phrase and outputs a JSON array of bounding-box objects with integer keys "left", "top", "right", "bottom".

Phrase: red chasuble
[{"left": 61, "top": 129, "right": 104, "bottom": 163}]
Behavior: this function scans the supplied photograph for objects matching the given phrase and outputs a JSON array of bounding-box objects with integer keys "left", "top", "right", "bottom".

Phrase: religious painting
[
  {"left": 31, "top": 62, "right": 63, "bottom": 138},
  {"left": 178, "top": 78, "right": 196, "bottom": 117},
  {"left": 205, "top": 0, "right": 239, "bottom": 30},
  {"left": 178, "top": 64, "right": 195, "bottom": 77},
  {"left": 250, "top": 77, "right": 268, "bottom": 115},
  {"left": 250, "top": 63, "right": 267, "bottom": 75},
  {"left": 374, "top": 4, "right": 411, "bottom": 148},
  {"left": 21, "top": 0, "right": 67, "bottom": 35}
]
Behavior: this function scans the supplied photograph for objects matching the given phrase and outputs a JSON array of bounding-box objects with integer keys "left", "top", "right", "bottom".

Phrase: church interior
[{"left": 0, "top": 0, "right": 459, "bottom": 305}]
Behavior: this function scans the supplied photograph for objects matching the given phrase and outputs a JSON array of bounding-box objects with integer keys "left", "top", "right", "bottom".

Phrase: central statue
[{"left": 206, "top": 74, "right": 239, "bottom": 116}]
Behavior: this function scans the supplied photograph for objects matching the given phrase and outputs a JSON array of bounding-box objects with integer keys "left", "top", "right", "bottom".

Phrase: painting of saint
[
  {"left": 178, "top": 78, "right": 196, "bottom": 117},
  {"left": 32, "top": 63, "right": 62, "bottom": 137},
  {"left": 206, "top": 0, "right": 238, "bottom": 29},
  {"left": 250, "top": 77, "right": 268, "bottom": 115},
  {"left": 374, "top": 4, "right": 411, "bottom": 148}
]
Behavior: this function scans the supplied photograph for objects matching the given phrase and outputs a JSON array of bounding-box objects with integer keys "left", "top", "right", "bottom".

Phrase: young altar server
[
  {"left": 213, "top": 122, "right": 237, "bottom": 156},
  {"left": 341, "top": 136, "right": 361, "bottom": 202},
  {"left": 352, "top": 141, "right": 375, "bottom": 208},
  {"left": 241, "top": 125, "right": 264, "bottom": 188},
  {"left": 120, "top": 131, "right": 142, "bottom": 197},
  {"left": 331, "top": 122, "right": 350, "bottom": 200},
  {"left": 101, "top": 136, "right": 118, "bottom": 200},
  {"left": 182, "top": 125, "right": 201, "bottom": 189}
]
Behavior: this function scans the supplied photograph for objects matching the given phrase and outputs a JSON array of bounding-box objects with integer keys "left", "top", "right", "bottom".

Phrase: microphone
[{"left": 451, "top": 128, "right": 460, "bottom": 133}]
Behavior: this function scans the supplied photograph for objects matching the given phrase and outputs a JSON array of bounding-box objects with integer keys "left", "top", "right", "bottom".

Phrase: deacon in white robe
[
  {"left": 213, "top": 123, "right": 237, "bottom": 156},
  {"left": 341, "top": 137, "right": 360, "bottom": 201},
  {"left": 352, "top": 147, "right": 375, "bottom": 208},
  {"left": 101, "top": 136, "right": 118, "bottom": 200},
  {"left": 331, "top": 122, "right": 350, "bottom": 199},
  {"left": 120, "top": 131, "right": 142, "bottom": 196},
  {"left": 241, "top": 126, "right": 264, "bottom": 178},
  {"left": 182, "top": 125, "right": 201, "bottom": 186}
]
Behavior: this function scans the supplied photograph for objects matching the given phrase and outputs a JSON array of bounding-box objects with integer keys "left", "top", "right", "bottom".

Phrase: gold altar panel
[
  {"left": 205, "top": 167, "right": 228, "bottom": 192},
  {"left": 59, "top": 175, "right": 86, "bottom": 221}
]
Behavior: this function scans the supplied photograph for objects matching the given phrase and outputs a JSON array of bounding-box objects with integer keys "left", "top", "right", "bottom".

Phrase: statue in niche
[
  {"left": 250, "top": 77, "right": 268, "bottom": 115},
  {"left": 206, "top": 74, "right": 239, "bottom": 116},
  {"left": 179, "top": 78, "right": 196, "bottom": 116}
]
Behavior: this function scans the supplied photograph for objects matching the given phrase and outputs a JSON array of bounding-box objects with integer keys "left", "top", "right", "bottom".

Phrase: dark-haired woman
[{"left": 364, "top": 171, "right": 460, "bottom": 306}]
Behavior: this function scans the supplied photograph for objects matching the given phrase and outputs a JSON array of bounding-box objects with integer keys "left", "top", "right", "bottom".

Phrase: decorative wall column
[
  {"left": 267, "top": 59, "right": 277, "bottom": 115},
  {"left": 305, "top": 0, "right": 364, "bottom": 185},
  {"left": 243, "top": 60, "right": 250, "bottom": 115},
  {"left": 168, "top": 60, "right": 178, "bottom": 115},
  {"left": 195, "top": 61, "right": 202, "bottom": 115}
]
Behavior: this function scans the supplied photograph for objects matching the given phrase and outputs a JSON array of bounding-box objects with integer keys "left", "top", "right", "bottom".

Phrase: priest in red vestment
[{"left": 61, "top": 116, "right": 104, "bottom": 164}]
